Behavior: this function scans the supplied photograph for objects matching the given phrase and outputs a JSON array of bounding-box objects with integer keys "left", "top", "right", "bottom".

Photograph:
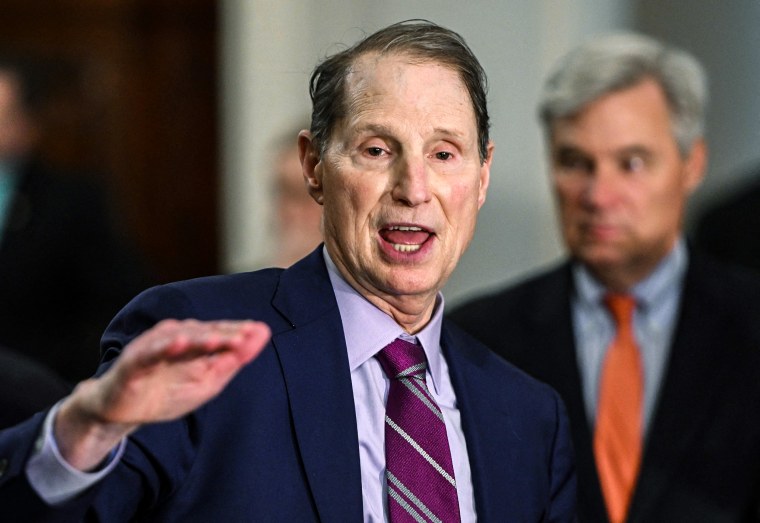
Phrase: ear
[
  {"left": 683, "top": 138, "right": 707, "bottom": 194},
  {"left": 477, "top": 141, "right": 494, "bottom": 209},
  {"left": 298, "top": 130, "right": 324, "bottom": 205}
]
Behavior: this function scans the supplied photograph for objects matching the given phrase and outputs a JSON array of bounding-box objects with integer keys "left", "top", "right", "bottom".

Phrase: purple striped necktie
[{"left": 376, "top": 337, "right": 461, "bottom": 523}]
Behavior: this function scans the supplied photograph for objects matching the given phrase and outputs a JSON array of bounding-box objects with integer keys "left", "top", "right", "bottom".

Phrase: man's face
[
  {"left": 301, "top": 53, "right": 491, "bottom": 322},
  {"left": 549, "top": 78, "right": 705, "bottom": 289}
]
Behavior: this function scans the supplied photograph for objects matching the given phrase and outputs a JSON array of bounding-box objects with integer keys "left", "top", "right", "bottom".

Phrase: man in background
[
  {"left": 0, "top": 59, "right": 152, "bottom": 383},
  {"left": 451, "top": 33, "right": 760, "bottom": 522}
]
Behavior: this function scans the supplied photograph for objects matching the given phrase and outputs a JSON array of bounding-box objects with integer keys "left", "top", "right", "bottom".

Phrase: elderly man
[
  {"left": 451, "top": 33, "right": 760, "bottom": 522},
  {"left": 0, "top": 21, "right": 575, "bottom": 522}
]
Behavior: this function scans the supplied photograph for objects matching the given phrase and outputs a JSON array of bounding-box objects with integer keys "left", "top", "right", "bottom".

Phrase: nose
[
  {"left": 582, "top": 165, "right": 620, "bottom": 209},
  {"left": 391, "top": 156, "right": 432, "bottom": 206}
]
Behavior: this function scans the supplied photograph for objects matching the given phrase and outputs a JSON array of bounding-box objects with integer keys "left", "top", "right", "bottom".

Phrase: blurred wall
[
  {"left": 220, "top": 0, "right": 634, "bottom": 304},
  {"left": 634, "top": 0, "right": 760, "bottom": 229}
]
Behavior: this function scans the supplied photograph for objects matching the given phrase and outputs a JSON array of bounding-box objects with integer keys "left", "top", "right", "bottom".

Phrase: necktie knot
[
  {"left": 604, "top": 293, "right": 636, "bottom": 328},
  {"left": 376, "top": 337, "right": 427, "bottom": 380}
]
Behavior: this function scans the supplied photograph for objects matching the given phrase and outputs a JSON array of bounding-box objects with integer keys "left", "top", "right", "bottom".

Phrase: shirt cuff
[{"left": 26, "top": 401, "right": 126, "bottom": 505}]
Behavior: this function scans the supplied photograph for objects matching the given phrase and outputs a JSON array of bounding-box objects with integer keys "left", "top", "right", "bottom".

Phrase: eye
[
  {"left": 366, "top": 146, "right": 385, "bottom": 157},
  {"left": 435, "top": 151, "right": 453, "bottom": 161},
  {"left": 621, "top": 154, "right": 646, "bottom": 173},
  {"left": 555, "top": 150, "right": 593, "bottom": 174}
]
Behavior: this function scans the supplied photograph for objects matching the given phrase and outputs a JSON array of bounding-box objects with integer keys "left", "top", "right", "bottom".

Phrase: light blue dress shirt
[
  {"left": 572, "top": 239, "right": 687, "bottom": 435},
  {"left": 28, "top": 248, "right": 477, "bottom": 521}
]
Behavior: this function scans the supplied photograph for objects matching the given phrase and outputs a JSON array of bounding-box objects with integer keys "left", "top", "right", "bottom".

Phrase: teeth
[
  {"left": 393, "top": 243, "right": 422, "bottom": 253},
  {"left": 384, "top": 225, "right": 427, "bottom": 253},
  {"left": 388, "top": 226, "right": 423, "bottom": 232}
]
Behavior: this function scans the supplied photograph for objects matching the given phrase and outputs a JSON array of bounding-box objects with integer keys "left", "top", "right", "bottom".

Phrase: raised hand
[{"left": 55, "top": 319, "right": 271, "bottom": 471}]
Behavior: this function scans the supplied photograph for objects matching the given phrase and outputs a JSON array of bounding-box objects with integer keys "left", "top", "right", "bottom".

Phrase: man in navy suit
[
  {"left": 451, "top": 33, "right": 760, "bottom": 522},
  {"left": 0, "top": 21, "right": 575, "bottom": 521}
]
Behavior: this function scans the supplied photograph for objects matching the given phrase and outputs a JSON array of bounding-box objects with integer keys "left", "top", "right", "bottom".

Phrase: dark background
[{"left": 1, "top": 0, "right": 219, "bottom": 283}]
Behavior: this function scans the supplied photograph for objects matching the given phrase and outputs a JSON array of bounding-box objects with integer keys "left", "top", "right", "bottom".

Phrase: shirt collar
[
  {"left": 573, "top": 238, "right": 688, "bottom": 310},
  {"left": 323, "top": 247, "right": 446, "bottom": 393}
]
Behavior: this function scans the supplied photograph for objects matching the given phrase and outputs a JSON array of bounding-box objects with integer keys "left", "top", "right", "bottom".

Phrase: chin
[
  {"left": 576, "top": 248, "right": 626, "bottom": 270},
  {"left": 382, "top": 270, "right": 437, "bottom": 296}
]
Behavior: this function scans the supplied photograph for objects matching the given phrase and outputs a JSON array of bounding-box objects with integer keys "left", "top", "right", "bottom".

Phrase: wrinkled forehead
[
  {"left": 340, "top": 52, "right": 474, "bottom": 128},
  {"left": 357, "top": 52, "right": 470, "bottom": 102}
]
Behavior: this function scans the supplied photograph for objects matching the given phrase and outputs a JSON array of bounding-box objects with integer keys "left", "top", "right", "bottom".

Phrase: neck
[
  {"left": 333, "top": 263, "right": 438, "bottom": 334},
  {"left": 364, "top": 292, "right": 438, "bottom": 334}
]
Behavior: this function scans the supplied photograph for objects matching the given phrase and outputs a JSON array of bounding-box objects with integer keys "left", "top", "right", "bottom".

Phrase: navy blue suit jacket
[{"left": 0, "top": 248, "right": 576, "bottom": 521}]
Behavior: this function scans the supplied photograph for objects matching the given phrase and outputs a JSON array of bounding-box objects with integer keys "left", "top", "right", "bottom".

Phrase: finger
[
  {"left": 234, "top": 322, "right": 271, "bottom": 364},
  {"left": 194, "top": 322, "right": 271, "bottom": 380},
  {"left": 123, "top": 319, "right": 271, "bottom": 371}
]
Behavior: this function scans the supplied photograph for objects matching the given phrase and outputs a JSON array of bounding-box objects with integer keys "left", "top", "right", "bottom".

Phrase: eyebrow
[
  {"left": 552, "top": 144, "right": 587, "bottom": 158},
  {"left": 552, "top": 143, "right": 654, "bottom": 158},
  {"left": 351, "top": 123, "right": 394, "bottom": 138},
  {"left": 433, "top": 127, "right": 468, "bottom": 140},
  {"left": 615, "top": 145, "right": 654, "bottom": 158}
]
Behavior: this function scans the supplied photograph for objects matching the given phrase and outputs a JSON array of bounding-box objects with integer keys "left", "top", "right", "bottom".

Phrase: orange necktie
[{"left": 594, "top": 294, "right": 643, "bottom": 523}]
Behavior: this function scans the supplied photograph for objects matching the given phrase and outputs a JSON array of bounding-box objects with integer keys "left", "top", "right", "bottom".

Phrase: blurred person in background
[
  {"left": 268, "top": 122, "right": 323, "bottom": 267},
  {"left": 0, "top": 58, "right": 153, "bottom": 384}
]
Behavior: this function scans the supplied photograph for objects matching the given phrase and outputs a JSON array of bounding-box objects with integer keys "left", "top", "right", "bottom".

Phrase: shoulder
[
  {"left": 683, "top": 252, "right": 760, "bottom": 339},
  {"left": 133, "top": 269, "right": 285, "bottom": 315},
  {"left": 697, "top": 175, "right": 760, "bottom": 227},
  {"left": 102, "top": 269, "right": 287, "bottom": 355},
  {"left": 103, "top": 249, "right": 329, "bottom": 356},
  {"left": 686, "top": 251, "right": 760, "bottom": 306},
  {"left": 447, "top": 262, "right": 570, "bottom": 334},
  {"left": 451, "top": 262, "right": 569, "bottom": 314}
]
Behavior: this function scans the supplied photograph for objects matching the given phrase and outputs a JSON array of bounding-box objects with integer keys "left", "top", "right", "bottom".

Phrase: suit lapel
[
  {"left": 270, "top": 249, "right": 363, "bottom": 522},
  {"left": 440, "top": 323, "right": 512, "bottom": 521}
]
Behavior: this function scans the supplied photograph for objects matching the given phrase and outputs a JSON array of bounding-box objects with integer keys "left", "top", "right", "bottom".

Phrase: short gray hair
[{"left": 539, "top": 33, "right": 708, "bottom": 156}]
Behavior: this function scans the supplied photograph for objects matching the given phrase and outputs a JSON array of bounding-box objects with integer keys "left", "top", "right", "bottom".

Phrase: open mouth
[{"left": 379, "top": 225, "right": 433, "bottom": 253}]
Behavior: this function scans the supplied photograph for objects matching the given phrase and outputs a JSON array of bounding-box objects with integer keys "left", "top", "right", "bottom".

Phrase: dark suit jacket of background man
[
  {"left": 0, "top": 158, "right": 152, "bottom": 383},
  {"left": 0, "top": 346, "right": 71, "bottom": 430},
  {"left": 450, "top": 251, "right": 760, "bottom": 522},
  {"left": 0, "top": 247, "right": 576, "bottom": 522}
]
